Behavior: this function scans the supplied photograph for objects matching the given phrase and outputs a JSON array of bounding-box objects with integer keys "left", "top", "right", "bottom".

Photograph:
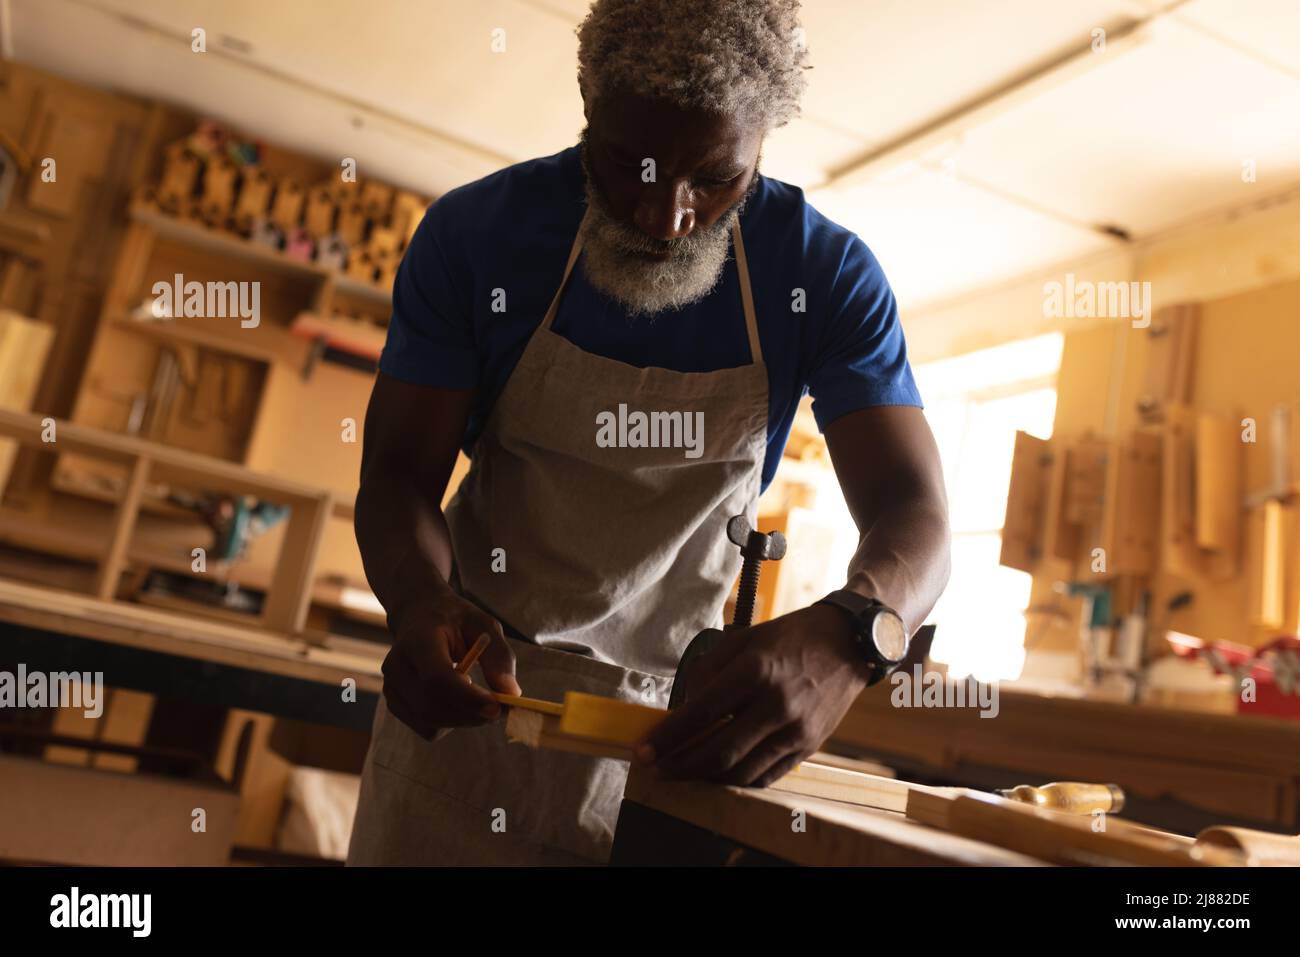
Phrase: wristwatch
[{"left": 815, "top": 590, "right": 909, "bottom": 684}]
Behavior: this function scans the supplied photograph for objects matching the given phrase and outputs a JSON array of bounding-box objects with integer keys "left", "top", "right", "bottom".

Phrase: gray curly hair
[{"left": 576, "top": 0, "right": 809, "bottom": 130}]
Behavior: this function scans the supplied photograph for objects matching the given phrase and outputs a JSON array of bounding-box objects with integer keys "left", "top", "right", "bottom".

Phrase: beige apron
[{"left": 348, "top": 213, "right": 769, "bottom": 865}]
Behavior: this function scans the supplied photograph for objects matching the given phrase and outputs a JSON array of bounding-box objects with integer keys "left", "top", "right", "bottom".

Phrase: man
[{"left": 347, "top": 0, "right": 950, "bottom": 866}]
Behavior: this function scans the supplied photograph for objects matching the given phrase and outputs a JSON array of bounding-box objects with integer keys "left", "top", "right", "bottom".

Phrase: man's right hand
[{"left": 381, "top": 589, "right": 523, "bottom": 739}]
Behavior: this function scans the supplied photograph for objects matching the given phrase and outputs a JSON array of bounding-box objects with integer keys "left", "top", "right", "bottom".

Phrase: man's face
[{"left": 580, "top": 90, "right": 764, "bottom": 316}]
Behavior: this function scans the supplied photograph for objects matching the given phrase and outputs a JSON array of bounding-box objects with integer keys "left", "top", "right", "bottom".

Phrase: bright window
[{"left": 913, "top": 333, "right": 1063, "bottom": 683}]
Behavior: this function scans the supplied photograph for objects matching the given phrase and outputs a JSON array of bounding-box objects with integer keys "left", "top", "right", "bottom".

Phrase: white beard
[{"left": 578, "top": 176, "right": 747, "bottom": 318}]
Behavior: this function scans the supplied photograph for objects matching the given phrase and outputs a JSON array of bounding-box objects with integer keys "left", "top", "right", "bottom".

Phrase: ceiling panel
[
  {"left": 944, "top": 15, "right": 1300, "bottom": 237},
  {"left": 10, "top": 0, "right": 511, "bottom": 193},
  {"left": 1178, "top": 0, "right": 1300, "bottom": 74},
  {"left": 760, "top": 118, "right": 870, "bottom": 187},
  {"left": 797, "top": 0, "right": 1143, "bottom": 150},
  {"left": 808, "top": 165, "right": 1112, "bottom": 309},
  {"left": 30, "top": 0, "right": 586, "bottom": 169}
]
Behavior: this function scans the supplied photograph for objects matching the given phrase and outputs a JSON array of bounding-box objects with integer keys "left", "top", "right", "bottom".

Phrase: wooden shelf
[
  {"left": 111, "top": 315, "right": 284, "bottom": 364},
  {"left": 130, "top": 204, "right": 391, "bottom": 306},
  {"left": 110, "top": 309, "right": 343, "bottom": 375}
]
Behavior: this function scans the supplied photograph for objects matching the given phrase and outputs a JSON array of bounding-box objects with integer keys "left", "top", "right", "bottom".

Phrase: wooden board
[
  {"left": 1195, "top": 413, "right": 1243, "bottom": 561},
  {"left": 1244, "top": 500, "right": 1287, "bottom": 628},
  {"left": 1101, "top": 430, "right": 1162, "bottom": 575},
  {"left": 1161, "top": 404, "right": 1201, "bottom": 577},
  {"left": 0, "top": 577, "right": 383, "bottom": 691},
  {"left": 906, "top": 789, "right": 1243, "bottom": 867},
  {"left": 1000, "top": 431, "right": 1052, "bottom": 572},
  {"left": 1041, "top": 438, "right": 1080, "bottom": 563},
  {"left": 93, "top": 454, "right": 150, "bottom": 600},
  {"left": 492, "top": 692, "right": 564, "bottom": 716},
  {"left": 505, "top": 709, "right": 633, "bottom": 761},
  {"left": 1196, "top": 825, "right": 1300, "bottom": 866},
  {"left": 1063, "top": 437, "right": 1109, "bottom": 530},
  {"left": 0, "top": 754, "right": 239, "bottom": 866},
  {"left": 622, "top": 768, "right": 1047, "bottom": 867},
  {"left": 559, "top": 691, "right": 664, "bottom": 745},
  {"left": 771, "top": 761, "right": 961, "bottom": 811},
  {"left": 503, "top": 696, "right": 965, "bottom": 814},
  {"left": 1137, "top": 303, "right": 1199, "bottom": 421},
  {"left": 831, "top": 683, "right": 1300, "bottom": 830},
  {"left": 0, "top": 312, "right": 53, "bottom": 497}
]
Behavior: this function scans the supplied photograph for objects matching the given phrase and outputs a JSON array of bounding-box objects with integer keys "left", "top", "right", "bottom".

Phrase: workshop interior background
[{"left": 1, "top": 0, "right": 1299, "bottom": 865}]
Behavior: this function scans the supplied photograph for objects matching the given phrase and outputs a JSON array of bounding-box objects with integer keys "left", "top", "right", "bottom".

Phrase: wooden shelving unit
[
  {"left": 44, "top": 153, "right": 407, "bottom": 614},
  {"left": 0, "top": 408, "right": 351, "bottom": 633},
  {"left": 129, "top": 204, "right": 392, "bottom": 306}
]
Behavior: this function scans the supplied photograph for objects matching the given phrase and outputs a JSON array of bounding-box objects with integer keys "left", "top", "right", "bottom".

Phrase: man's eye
[{"left": 696, "top": 172, "right": 741, "bottom": 189}]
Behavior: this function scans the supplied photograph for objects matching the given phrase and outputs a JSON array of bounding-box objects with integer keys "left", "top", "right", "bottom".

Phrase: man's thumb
[{"left": 478, "top": 631, "right": 522, "bottom": 697}]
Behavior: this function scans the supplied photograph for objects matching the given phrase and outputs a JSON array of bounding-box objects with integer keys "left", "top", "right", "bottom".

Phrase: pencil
[{"left": 455, "top": 633, "right": 491, "bottom": 676}]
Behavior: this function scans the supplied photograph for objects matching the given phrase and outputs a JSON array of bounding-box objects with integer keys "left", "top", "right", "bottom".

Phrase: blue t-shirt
[{"left": 380, "top": 145, "right": 921, "bottom": 490}]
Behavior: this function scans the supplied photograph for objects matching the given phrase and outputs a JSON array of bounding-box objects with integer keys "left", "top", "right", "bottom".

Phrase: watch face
[{"left": 871, "top": 612, "right": 908, "bottom": 663}]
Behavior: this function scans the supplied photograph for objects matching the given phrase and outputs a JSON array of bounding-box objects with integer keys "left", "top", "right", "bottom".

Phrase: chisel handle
[{"left": 999, "top": 781, "right": 1125, "bottom": 814}]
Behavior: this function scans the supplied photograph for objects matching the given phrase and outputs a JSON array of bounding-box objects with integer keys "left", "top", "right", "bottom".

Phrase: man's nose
[{"left": 634, "top": 182, "right": 695, "bottom": 241}]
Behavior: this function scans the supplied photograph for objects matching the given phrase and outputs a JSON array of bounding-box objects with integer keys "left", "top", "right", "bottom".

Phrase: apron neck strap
[
  {"left": 540, "top": 211, "right": 765, "bottom": 367},
  {"left": 540, "top": 213, "right": 588, "bottom": 332},
  {"left": 731, "top": 220, "right": 763, "bottom": 366}
]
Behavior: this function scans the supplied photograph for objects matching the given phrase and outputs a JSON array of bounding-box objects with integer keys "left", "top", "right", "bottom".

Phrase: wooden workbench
[
  {"left": 830, "top": 681, "right": 1300, "bottom": 835},
  {"left": 0, "top": 577, "right": 383, "bottom": 730},
  {"left": 613, "top": 768, "right": 1047, "bottom": 866}
]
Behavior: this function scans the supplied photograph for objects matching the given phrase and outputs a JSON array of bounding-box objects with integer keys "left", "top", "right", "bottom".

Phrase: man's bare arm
[
  {"left": 824, "top": 404, "right": 951, "bottom": 634},
  {"left": 354, "top": 372, "right": 519, "bottom": 736},
  {"left": 355, "top": 373, "right": 470, "bottom": 620}
]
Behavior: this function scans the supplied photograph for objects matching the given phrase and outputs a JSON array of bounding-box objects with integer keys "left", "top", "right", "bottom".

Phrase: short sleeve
[
  {"left": 806, "top": 233, "right": 922, "bottom": 431},
  {"left": 377, "top": 200, "right": 480, "bottom": 389}
]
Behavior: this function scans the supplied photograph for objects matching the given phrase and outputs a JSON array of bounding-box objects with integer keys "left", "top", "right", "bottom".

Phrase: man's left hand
[{"left": 638, "top": 604, "right": 873, "bottom": 785}]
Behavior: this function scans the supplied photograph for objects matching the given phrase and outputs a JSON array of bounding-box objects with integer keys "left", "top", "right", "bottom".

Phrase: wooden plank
[
  {"left": 1197, "top": 826, "right": 1300, "bottom": 866},
  {"left": 770, "top": 761, "right": 960, "bottom": 811},
  {"left": 260, "top": 492, "right": 332, "bottom": 633},
  {"left": 999, "top": 431, "right": 1052, "bottom": 572},
  {"left": 0, "top": 408, "right": 330, "bottom": 504},
  {"left": 797, "top": 751, "right": 896, "bottom": 777},
  {"left": 1063, "top": 437, "right": 1109, "bottom": 530},
  {"left": 1245, "top": 501, "right": 1286, "bottom": 628},
  {"left": 1287, "top": 506, "right": 1300, "bottom": 637},
  {"left": 505, "top": 695, "right": 968, "bottom": 814},
  {"left": 1101, "top": 430, "right": 1162, "bottom": 575},
  {"left": 92, "top": 688, "right": 156, "bottom": 773},
  {"left": 906, "top": 789, "right": 1242, "bottom": 867},
  {"left": 833, "top": 683, "right": 1300, "bottom": 779},
  {"left": 1161, "top": 404, "right": 1201, "bottom": 577},
  {"left": 0, "top": 312, "right": 54, "bottom": 496},
  {"left": 623, "top": 768, "right": 1048, "bottom": 867},
  {"left": 1196, "top": 413, "right": 1243, "bottom": 558},
  {"left": 1137, "top": 303, "right": 1200, "bottom": 421},
  {"left": 956, "top": 734, "right": 1290, "bottom": 825},
  {"left": 0, "top": 578, "right": 383, "bottom": 691},
  {"left": 492, "top": 692, "right": 564, "bottom": 716},
  {"left": 505, "top": 709, "right": 634, "bottom": 761},
  {"left": 93, "top": 454, "right": 150, "bottom": 600},
  {"left": 559, "top": 691, "right": 664, "bottom": 745},
  {"left": 1194, "top": 412, "right": 1244, "bottom": 582},
  {"left": 1041, "top": 441, "right": 1079, "bottom": 563},
  {"left": 0, "top": 753, "right": 238, "bottom": 866}
]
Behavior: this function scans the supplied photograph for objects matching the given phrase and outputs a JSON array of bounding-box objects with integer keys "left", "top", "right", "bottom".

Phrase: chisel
[{"left": 998, "top": 781, "right": 1125, "bottom": 814}]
